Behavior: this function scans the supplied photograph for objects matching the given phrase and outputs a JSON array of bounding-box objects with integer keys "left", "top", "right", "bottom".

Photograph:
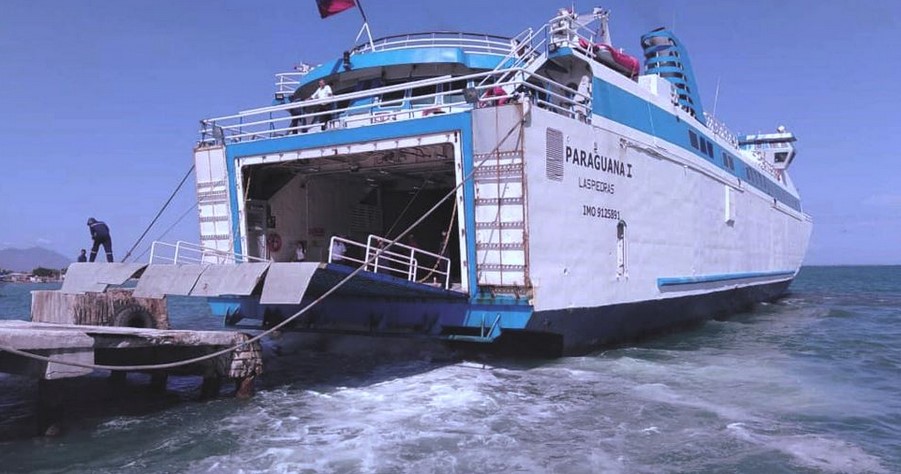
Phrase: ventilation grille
[{"left": 546, "top": 128, "right": 564, "bottom": 181}]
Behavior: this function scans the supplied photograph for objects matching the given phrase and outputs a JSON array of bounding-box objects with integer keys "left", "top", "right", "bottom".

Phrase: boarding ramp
[{"left": 140, "top": 239, "right": 465, "bottom": 304}]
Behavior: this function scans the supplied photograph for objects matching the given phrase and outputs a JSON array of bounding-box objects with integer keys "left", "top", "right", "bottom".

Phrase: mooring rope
[
  {"left": 416, "top": 198, "right": 457, "bottom": 284},
  {"left": 121, "top": 165, "right": 196, "bottom": 263},
  {"left": 132, "top": 201, "right": 201, "bottom": 262},
  {"left": 0, "top": 110, "right": 525, "bottom": 372},
  {"left": 383, "top": 172, "right": 432, "bottom": 240}
]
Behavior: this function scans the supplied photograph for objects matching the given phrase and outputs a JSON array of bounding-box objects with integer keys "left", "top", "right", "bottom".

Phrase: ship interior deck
[{"left": 240, "top": 142, "right": 466, "bottom": 289}]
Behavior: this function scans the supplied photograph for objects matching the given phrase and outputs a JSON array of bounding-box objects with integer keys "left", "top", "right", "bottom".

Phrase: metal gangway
[
  {"left": 328, "top": 235, "right": 452, "bottom": 289},
  {"left": 149, "top": 240, "right": 267, "bottom": 265}
]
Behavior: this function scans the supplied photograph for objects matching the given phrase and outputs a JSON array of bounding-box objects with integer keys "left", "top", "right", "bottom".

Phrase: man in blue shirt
[{"left": 87, "top": 218, "right": 114, "bottom": 262}]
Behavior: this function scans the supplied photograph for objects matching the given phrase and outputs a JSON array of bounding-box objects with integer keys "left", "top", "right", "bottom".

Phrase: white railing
[
  {"left": 756, "top": 153, "right": 779, "bottom": 179},
  {"left": 273, "top": 63, "right": 316, "bottom": 97},
  {"left": 199, "top": 67, "right": 590, "bottom": 146},
  {"left": 476, "top": 25, "right": 546, "bottom": 91},
  {"left": 195, "top": 9, "right": 643, "bottom": 147},
  {"left": 350, "top": 32, "right": 514, "bottom": 56},
  {"left": 703, "top": 112, "right": 739, "bottom": 148},
  {"left": 328, "top": 234, "right": 451, "bottom": 289},
  {"left": 274, "top": 73, "right": 306, "bottom": 97},
  {"left": 149, "top": 241, "right": 267, "bottom": 265},
  {"left": 271, "top": 33, "right": 516, "bottom": 98}
]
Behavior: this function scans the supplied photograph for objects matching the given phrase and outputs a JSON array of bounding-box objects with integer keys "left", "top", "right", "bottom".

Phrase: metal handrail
[
  {"left": 326, "top": 235, "right": 367, "bottom": 266},
  {"left": 197, "top": 9, "right": 632, "bottom": 145},
  {"left": 475, "top": 25, "right": 545, "bottom": 90},
  {"left": 327, "top": 235, "right": 451, "bottom": 289},
  {"left": 204, "top": 8, "right": 641, "bottom": 147},
  {"left": 367, "top": 235, "right": 450, "bottom": 288},
  {"left": 149, "top": 240, "right": 267, "bottom": 265},
  {"left": 703, "top": 112, "right": 739, "bottom": 148},
  {"left": 351, "top": 31, "right": 514, "bottom": 56},
  {"left": 199, "top": 67, "right": 591, "bottom": 145}
]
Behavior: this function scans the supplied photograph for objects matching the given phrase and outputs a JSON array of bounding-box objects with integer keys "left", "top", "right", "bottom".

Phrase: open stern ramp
[{"left": 146, "top": 239, "right": 467, "bottom": 304}]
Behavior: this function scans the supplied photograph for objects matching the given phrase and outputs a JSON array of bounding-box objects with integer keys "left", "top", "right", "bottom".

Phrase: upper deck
[
  {"left": 195, "top": 8, "right": 800, "bottom": 210},
  {"left": 197, "top": 9, "right": 654, "bottom": 148},
  {"left": 273, "top": 30, "right": 522, "bottom": 99}
]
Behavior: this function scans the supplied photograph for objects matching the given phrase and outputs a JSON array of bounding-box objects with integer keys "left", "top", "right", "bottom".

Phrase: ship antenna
[
  {"left": 594, "top": 7, "right": 611, "bottom": 45},
  {"left": 353, "top": 0, "right": 375, "bottom": 50},
  {"left": 712, "top": 76, "right": 721, "bottom": 117}
]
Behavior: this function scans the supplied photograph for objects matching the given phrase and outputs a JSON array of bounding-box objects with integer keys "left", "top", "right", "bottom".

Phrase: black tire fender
[{"left": 112, "top": 304, "right": 157, "bottom": 329}]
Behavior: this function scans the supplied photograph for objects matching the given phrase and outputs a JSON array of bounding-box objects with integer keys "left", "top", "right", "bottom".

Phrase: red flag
[{"left": 316, "top": 0, "right": 356, "bottom": 19}]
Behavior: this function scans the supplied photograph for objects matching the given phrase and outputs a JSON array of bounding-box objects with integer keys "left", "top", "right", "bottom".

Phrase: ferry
[{"left": 147, "top": 7, "right": 811, "bottom": 356}]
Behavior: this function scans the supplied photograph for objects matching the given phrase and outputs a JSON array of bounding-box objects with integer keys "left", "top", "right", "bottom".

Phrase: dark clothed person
[
  {"left": 77, "top": 249, "right": 87, "bottom": 263},
  {"left": 288, "top": 100, "right": 306, "bottom": 134},
  {"left": 87, "top": 218, "right": 114, "bottom": 262}
]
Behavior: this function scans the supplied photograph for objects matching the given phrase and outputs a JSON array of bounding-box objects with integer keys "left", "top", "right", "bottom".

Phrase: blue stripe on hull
[
  {"left": 590, "top": 75, "right": 801, "bottom": 212},
  {"left": 520, "top": 279, "right": 794, "bottom": 356},
  {"left": 212, "top": 279, "right": 791, "bottom": 357},
  {"left": 657, "top": 270, "right": 795, "bottom": 288}
]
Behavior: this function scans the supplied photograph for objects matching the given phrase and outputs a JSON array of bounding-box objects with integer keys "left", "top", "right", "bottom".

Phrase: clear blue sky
[{"left": 1, "top": 1, "right": 898, "bottom": 265}]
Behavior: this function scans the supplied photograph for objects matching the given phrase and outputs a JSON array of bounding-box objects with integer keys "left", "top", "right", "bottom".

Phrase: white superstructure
[{"left": 163, "top": 7, "right": 811, "bottom": 355}]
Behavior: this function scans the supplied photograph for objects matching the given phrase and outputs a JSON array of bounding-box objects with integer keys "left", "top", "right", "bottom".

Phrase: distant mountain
[{"left": 0, "top": 247, "right": 71, "bottom": 272}]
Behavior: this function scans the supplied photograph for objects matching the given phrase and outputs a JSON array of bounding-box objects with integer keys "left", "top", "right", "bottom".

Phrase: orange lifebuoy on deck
[{"left": 267, "top": 232, "right": 282, "bottom": 252}]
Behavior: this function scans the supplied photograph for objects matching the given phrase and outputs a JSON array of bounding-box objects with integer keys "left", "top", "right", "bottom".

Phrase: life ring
[
  {"left": 112, "top": 304, "right": 157, "bottom": 329},
  {"left": 267, "top": 232, "right": 283, "bottom": 252}
]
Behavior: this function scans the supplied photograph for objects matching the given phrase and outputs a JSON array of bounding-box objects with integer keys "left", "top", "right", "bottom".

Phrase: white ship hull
[{"left": 166, "top": 8, "right": 812, "bottom": 356}]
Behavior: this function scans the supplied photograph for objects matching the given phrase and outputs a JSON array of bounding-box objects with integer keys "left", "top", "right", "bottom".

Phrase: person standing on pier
[{"left": 86, "top": 217, "right": 114, "bottom": 262}]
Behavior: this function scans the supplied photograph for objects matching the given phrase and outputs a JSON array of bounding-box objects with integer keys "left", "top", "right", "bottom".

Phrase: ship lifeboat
[{"left": 579, "top": 38, "right": 640, "bottom": 79}]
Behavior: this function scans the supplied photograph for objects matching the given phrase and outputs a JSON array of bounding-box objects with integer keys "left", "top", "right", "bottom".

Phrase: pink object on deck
[
  {"left": 596, "top": 43, "right": 640, "bottom": 78},
  {"left": 483, "top": 86, "right": 508, "bottom": 106},
  {"left": 576, "top": 36, "right": 641, "bottom": 79}
]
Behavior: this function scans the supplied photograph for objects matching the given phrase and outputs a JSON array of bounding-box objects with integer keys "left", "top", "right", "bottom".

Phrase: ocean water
[{"left": 0, "top": 267, "right": 899, "bottom": 473}]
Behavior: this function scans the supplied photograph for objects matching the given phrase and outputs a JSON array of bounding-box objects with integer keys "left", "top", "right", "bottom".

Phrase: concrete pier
[
  {"left": 0, "top": 320, "right": 262, "bottom": 381},
  {"left": 31, "top": 289, "right": 169, "bottom": 329},
  {"left": 0, "top": 320, "right": 263, "bottom": 434}
]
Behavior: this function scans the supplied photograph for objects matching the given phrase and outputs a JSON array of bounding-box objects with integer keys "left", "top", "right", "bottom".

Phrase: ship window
[
  {"left": 722, "top": 152, "right": 735, "bottom": 170},
  {"left": 775, "top": 151, "right": 789, "bottom": 163},
  {"left": 410, "top": 85, "right": 437, "bottom": 106},
  {"left": 379, "top": 87, "right": 406, "bottom": 107},
  {"left": 442, "top": 80, "right": 468, "bottom": 105},
  {"left": 689, "top": 130, "right": 699, "bottom": 149},
  {"left": 654, "top": 61, "right": 679, "bottom": 68},
  {"left": 616, "top": 220, "right": 627, "bottom": 278},
  {"left": 705, "top": 140, "right": 714, "bottom": 158}
]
